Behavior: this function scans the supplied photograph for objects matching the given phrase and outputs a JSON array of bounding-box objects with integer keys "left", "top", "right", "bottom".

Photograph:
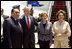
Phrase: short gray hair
[{"left": 23, "top": 6, "right": 31, "bottom": 11}]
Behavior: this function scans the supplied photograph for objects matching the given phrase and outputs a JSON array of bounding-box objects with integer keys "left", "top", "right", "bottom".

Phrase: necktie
[
  {"left": 16, "top": 20, "right": 23, "bottom": 32},
  {"left": 27, "top": 16, "right": 30, "bottom": 29}
]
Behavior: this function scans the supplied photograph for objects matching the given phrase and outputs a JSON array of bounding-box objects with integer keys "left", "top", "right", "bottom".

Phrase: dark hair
[
  {"left": 1, "top": 8, "right": 4, "bottom": 12},
  {"left": 11, "top": 9, "right": 14, "bottom": 13},
  {"left": 56, "top": 10, "right": 66, "bottom": 19}
]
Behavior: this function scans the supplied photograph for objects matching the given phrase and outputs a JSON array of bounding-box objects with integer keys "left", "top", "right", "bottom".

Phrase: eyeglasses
[{"left": 58, "top": 15, "right": 64, "bottom": 16}]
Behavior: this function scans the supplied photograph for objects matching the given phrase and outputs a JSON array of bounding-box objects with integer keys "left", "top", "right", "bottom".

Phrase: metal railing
[
  {"left": 66, "top": 1, "right": 71, "bottom": 22},
  {"left": 47, "top": 1, "right": 54, "bottom": 21}
]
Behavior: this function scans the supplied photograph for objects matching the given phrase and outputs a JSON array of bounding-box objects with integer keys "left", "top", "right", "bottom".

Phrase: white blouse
[{"left": 52, "top": 20, "right": 71, "bottom": 38}]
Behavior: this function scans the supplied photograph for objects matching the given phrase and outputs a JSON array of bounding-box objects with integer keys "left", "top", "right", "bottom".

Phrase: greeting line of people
[{"left": 1, "top": 5, "right": 71, "bottom": 48}]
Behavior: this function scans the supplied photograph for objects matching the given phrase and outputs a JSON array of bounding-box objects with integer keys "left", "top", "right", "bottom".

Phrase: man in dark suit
[
  {"left": 12, "top": 5, "right": 20, "bottom": 11},
  {"left": 3, "top": 8, "right": 23, "bottom": 48},
  {"left": 36, "top": 13, "right": 42, "bottom": 22},
  {"left": 20, "top": 7, "right": 38, "bottom": 48}
]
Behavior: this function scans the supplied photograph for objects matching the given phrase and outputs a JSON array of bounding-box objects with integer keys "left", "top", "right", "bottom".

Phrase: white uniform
[
  {"left": 1, "top": 15, "right": 4, "bottom": 42},
  {"left": 52, "top": 20, "right": 71, "bottom": 48}
]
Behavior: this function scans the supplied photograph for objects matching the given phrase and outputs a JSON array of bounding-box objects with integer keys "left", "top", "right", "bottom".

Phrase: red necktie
[{"left": 27, "top": 16, "right": 30, "bottom": 29}]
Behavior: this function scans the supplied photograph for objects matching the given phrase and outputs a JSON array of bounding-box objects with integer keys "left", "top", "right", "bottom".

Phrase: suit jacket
[
  {"left": 36, "top": 17, "right": 42, "bottom": 22},
  {"left": 38, "top": 21, "right": 53, "bottom": 41},
  {"left": 20, "top": 15, "right": 38, "bottom": 48},
  {"left": 2, "top": 15, "right": 9, "bottom": 20},
  {"left": 3, "top": 16, "right": 23, "bottom": 48}
]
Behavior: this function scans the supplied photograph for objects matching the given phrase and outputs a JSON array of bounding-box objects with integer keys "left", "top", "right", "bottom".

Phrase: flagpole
[
  {"left": 27, "top": 1, "right": 33, "bottom": 9},
  {"left": 27, "top": 1, "right": 28, "bottom": 7},
  {"left": 31, "top": 4, "right": 33, "bottom": 10},
  {"left": 31, "top": 4, "right": 33, "bottom": 16}
]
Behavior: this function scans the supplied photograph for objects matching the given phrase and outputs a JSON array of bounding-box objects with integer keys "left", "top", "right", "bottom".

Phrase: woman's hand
[
  {"left": 49, "top": 43, "right": 52, "bottom": 47},
  {"left": 56, "top": 33, "right": 67, "bottom": 37},
  {"left": 56, "top": 33, "right": 62, "bottom": 37},
  {"left": 53, "top": 33, "right": 57, "bottom": 36},
  {"left": 49, "top": 41, "right": 52, "bottom": 47},
  {"left": 62, "top": 33, "right": 67, "bottom": 37}
]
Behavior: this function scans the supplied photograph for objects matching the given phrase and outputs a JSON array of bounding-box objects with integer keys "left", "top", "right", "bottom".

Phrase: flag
[
  {"left": 28, "top": 1, "right": 44, "bottom": 7},
  {"left": 28, "top": 1, "right": 39, "bottom": 5},
  {"left": 32, "top": 3, "right": 44, "bottom": 7}
]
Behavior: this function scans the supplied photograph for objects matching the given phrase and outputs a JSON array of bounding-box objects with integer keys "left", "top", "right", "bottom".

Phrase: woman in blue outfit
[{"left": 37, "top": 11, "right": 53, "bottom": 48}]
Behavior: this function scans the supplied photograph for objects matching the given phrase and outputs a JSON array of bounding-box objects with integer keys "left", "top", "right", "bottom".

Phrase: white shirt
[
  {"left": 1, "top": 16, "right": 4, "bottom": 36},
  {"left": 25, "top": 16, "right": 31, "bottom": 26},
  {"left": 13, "top": 17, "right": 22, "bottom": 30}
]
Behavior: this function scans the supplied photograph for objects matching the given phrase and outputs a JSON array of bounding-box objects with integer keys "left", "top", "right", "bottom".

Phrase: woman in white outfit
[{"left": 52, "top": 10, "right": 71, "bottom": 48}]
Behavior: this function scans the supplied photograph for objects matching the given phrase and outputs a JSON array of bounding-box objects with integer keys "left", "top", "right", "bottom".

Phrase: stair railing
[
  {"left": 66, "top": 1, "right": 71, "bottom": 23},
  {"left": 47, "top": 1, "right": 54, "bottom": 21}
]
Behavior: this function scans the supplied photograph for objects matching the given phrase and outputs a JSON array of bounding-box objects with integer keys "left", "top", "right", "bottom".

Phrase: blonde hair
[
  {"left": 56, "top": 10, "right": 66, "bottom": 19},
  {"left": 39, "top": 11, "right": 48, "bottom": 18}
]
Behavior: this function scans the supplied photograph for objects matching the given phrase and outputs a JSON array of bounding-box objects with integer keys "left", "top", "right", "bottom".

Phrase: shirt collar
[
  {"left": 13, "top": 16, "right": 18, "bottom": 20},
  {"left": 11, "top": 16, "right": 18, "bottom": 21},
  {"left": 58, "top": 20, "right": 65, "bottom": 25},
  {"left": 25, "top": 15, "right": 31, "bottom": 18}
]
